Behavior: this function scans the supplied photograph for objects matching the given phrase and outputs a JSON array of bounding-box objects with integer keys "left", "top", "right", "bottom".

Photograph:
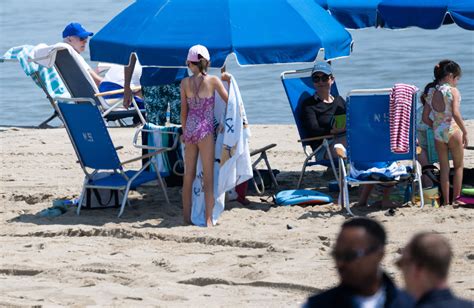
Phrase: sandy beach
[{"left": 1, "top": 122, "right": 473, "bottom": 306}]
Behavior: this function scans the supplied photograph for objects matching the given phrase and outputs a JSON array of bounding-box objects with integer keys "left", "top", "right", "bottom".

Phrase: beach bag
[
  {"left": 81, "top": 188, "right": 122, "bottom": 209},
  {"left": 273, "top": 189, "right": 332, "bottom": 206},
  {"left": 248, "top": 169, "right": 280, "bottom": 192},
  {"left": 422, "top": 165, "right": 452, "bottom": 204}
]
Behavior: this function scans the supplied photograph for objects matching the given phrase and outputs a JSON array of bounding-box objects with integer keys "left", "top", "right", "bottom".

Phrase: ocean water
[{"left": 0, "top": 0, "right": 473, "bottom": 126}]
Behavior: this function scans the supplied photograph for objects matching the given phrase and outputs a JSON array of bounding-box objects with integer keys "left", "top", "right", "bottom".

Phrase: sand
[{"left": 1, "top": 122, "right": 473, "bottom": 306}]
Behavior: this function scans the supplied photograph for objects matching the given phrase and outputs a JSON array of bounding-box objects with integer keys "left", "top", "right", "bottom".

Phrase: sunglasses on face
[
  {"left": 331, "top": 245, "right": 380, "bottom": 263},
  {"left": 79, "top": 37, "right": 88, "bottom": 42},
  {"left": 312, "top": 74, "right": 331, "bottom": 83}
]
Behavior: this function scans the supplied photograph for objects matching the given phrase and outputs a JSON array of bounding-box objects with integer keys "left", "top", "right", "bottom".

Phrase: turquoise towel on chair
[
  {"left": 145, "top": 123, "right": 183, "bottom": 177},
  {"left": 2, "top": 45, "right": 69, "bottom": 98}
]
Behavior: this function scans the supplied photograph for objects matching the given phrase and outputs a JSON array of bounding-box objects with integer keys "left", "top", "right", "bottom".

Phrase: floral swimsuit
[
  {"left": 183, "top": 76, "right": 215, "bottom": 144},
  {"left": 428, "top": 83, "right": 461, "bottom": 143}
]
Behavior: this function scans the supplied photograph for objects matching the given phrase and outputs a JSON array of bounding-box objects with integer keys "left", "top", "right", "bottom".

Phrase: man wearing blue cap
[{"left": 62, "top": 22, "right": 103, "bottom": 86}]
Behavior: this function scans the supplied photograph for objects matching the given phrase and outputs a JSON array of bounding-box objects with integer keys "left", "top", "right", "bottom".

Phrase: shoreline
[{"left": 0, "top": 122, "right": 473, "bottom": 305}]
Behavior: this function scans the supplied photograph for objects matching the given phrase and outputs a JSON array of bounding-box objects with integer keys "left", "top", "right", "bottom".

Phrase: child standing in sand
[
  {"left": 422, "top": 60, "right": 468, "bottom": 206},
  {"left": 180, "top": 45, "right": 230, "bottom": 227}
]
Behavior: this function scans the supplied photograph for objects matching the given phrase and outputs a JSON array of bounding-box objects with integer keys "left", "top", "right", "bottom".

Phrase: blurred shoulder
[{"left": 304, "top": 287, "right": 343, "bottom": 308}]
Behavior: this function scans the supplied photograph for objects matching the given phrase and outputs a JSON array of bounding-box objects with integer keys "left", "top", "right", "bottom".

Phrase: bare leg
[
  {"left": 380, "top": 187, "right": 397, "bottom": 209},
  {"left": 183, "top": 143, "right": 198, "bottom": 225},
  {"left": 435, "top": 140, "right": 450, "bottom": 206},
  {"left": 448, "top": 131, "right": 464, "bottom": 202},
  {"left": 357, "top": 184, "right": 374, "bottom": 207},
  {"left": 198, "top": 134, "right": 215, "bottom": 227},
  {"left": 417, "top": 148, "right": 433, "bottom": 187},
  {"left": 329, "top": 135, "right": 346, "bottom": 159}
]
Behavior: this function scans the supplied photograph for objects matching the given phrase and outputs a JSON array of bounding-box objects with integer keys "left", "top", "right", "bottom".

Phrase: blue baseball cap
[
  {"left": 311, "top": 61, "right": 333, "bottom": 76},
  {"left": 62, "top": 22, "right": 93, "bottom": 39}
]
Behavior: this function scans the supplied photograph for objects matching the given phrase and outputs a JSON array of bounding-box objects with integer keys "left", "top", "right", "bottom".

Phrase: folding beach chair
[
  {"left": 54, "top": 98, "right": 178, "bottom": 217},
  {"left": 336, "top": 88, "right": 424, "bottom": 215},
  {"left": 281, "top": 68, "right": 340, "bottom": 188},
  {"left": 1, "top": 45, "right": 69, "bottom": 128},
  {"left": 31, "top": 43, "right": 145, "bottom": 126},
  {"left": 250, "top": 143, "right": 279, "bottom": 195}
]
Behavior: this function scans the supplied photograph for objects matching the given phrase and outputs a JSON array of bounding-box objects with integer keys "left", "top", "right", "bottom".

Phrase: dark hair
[
  {"left": 342, "top": 217, "right": 386, "bottom": 247},
  {"left": 406, "top": 232, "right": 452, "bottom": 279},
  {"left": 191, "top": 54, "right": 209, "bottom": 75},
  {"left": 434, "top": 59, "right": 462, "bottom": 82},
  {"left": 420, "top": 81, "right": 437, "bottom": 105}
]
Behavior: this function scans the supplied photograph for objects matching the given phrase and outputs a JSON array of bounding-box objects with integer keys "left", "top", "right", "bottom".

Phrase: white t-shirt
[
  {"left": 353, "top": 287, "right": 386, "bottom": 308},
  {"left": 102, "top": 63, "right": 142, "bottom": 87}
]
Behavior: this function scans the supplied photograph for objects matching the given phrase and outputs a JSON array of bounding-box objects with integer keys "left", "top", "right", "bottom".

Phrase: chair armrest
[
  {"left": 298, "top": 134, "right": 333, "bottom": 143},
  {"left": 133, "top": 127, "right": 181, "bottom": 152},
  {"left": 298, "top": 132, "right": 346, "bottom": 143},
  {"left": 95, "top": 85, "right": 142, "bottom": 97},
  {"left": 120, "top": 150, "right": 163, "bottom": 166},
  {"left": 250, "top": 143, "right": 277, "bottom": 156}
]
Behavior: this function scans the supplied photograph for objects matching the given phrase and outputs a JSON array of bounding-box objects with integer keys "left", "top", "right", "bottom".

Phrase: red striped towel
[{"left": 389, "top": 84, "right": 418, "bottom": 154}]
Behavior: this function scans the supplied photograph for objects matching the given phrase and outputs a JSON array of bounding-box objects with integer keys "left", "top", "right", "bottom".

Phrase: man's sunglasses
[
  {"left": 79, "top": 37, "right": 88, "bottom": 42},
  {"left": 331, "top": 245, "right": 381, "bottom": 263},
  {"left": 312, "top": 74, "right": 331, "bottom": 83}
]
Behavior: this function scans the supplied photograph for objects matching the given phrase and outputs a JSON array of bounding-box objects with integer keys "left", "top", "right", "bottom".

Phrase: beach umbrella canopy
[
  {"left": 379, "top": 0, "right": 474, "bottom": 30},
  {"left": 89, "top": 0, "right": 353, "bottom": 67},
  {"left": 318, "top": 0, "right": 474, "bottom": 30}
]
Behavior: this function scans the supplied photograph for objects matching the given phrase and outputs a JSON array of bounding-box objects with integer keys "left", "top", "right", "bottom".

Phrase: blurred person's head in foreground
[
  {"left": 396, "top": 232, "right": 472, "bottom": 307},
  {"left": 304, "top": 217, "right": 414, "bottom": 308},
  {"left": 333, "top": 217, "right": 386, "bottom": 294}
]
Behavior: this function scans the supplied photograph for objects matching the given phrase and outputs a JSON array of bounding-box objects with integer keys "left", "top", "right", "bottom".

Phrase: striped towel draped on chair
[{"left": 389, "top": 83, "right": 418, "bottom": 154}]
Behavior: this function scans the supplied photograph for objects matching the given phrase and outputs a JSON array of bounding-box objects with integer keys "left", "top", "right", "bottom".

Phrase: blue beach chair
[
  {"left": 54, "top": 98, "right": 178, "bottom": 217},
  {"left": 281, "top": 68, "right": 340, "bottom": 188},
  {"left": 336, "top": 88, "right": 424, "bottom": 215}
]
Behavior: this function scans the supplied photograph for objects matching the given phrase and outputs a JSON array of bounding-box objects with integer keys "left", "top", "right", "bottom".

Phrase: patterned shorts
[{"left": 142, "top": 83, "right": 181, "bottom": 126}]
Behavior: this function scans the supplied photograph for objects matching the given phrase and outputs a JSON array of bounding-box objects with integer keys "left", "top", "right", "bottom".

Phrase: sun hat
[
  {"left": 187, "top": 45, "right": 210, "bottom": 62},
  {"left": 62, "top": 22, "right": 93, "bottom": 39},
  {"left": 311, "top": 61, "right": 333, "bottom": 76}
]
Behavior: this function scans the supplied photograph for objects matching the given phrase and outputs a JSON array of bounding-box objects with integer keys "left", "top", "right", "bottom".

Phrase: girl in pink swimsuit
[
  {"left": 422, "top": 60, "right": 468, "bottom": 206},
  {"left": 180, "top": 45, "right": 230, "bottom": 226}
]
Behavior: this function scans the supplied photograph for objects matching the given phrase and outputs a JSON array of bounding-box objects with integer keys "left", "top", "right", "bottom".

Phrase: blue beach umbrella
[
  {"left": 318, "top": 0, "right": 474, "bottom": 30},
  {"left": 323, "top": 0, "right": 381, "bottom": 29},
  {"left": 89, "top": 0, "right": 353, "bottom": 67},
  {"left": 378, "top": 0, "right": 474, "bottom": 30}
]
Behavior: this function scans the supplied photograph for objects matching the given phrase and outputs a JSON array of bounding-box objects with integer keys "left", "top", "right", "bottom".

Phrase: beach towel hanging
[
  {"left": 389, "top": 83, "right": 418, "bottom": 154},
  {"left": 273, "top": 189, "right": 332, "bottom": 206}
]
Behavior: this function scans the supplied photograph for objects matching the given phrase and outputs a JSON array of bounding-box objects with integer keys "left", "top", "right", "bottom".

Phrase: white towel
[
  {"left": 190, "top": 76, "right": 252, "bottom": 226},
  {"left": 31, "top": 43, "right": 97, "bottom": 93}
]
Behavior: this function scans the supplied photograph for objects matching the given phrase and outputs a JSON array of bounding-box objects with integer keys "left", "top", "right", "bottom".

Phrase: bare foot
[
  {"left": 237, "top": 196, "right": 251, "bottom": 206},
  {"left": 452, "top": 198, "right": 466, "bottom": 209},
  {"left": 354, "top": 201, "right": 368, "bottom": 207},
  {"left": 183, "top": 218, "right": 192, "bottom": 226},
  {"left": 372, "top": 200, "right": 399, "bottom": 209},
  {"left": 206, "top": 219, "right": 214, "bottom": 227}
]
